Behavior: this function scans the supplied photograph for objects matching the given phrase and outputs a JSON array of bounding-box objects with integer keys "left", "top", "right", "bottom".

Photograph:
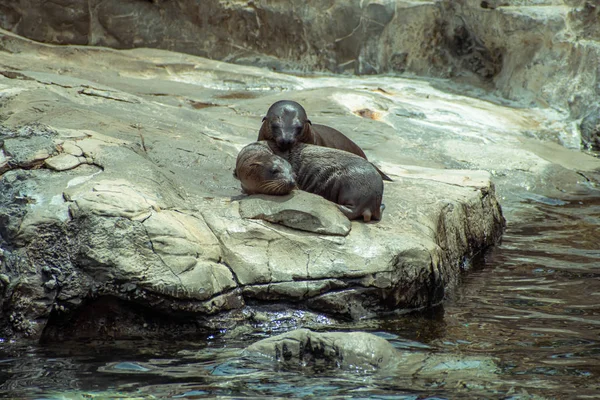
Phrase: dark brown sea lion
[
  {"left": 234, "top": 141, "right": 296, "bottom": 195},
  {"left": 274, "top": 143, "right": 384, "bottom": 222},
  {"left": 257, "top": 100, "right": 392, "bottom": 181}
]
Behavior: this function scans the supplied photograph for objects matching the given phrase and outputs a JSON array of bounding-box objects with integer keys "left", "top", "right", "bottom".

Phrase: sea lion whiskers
[
  {"left": 265, "top": 177, "right": 296, "bottom": 191},
  {"left": 234, "top": 141, "right": 296, "bottom": 196},
  {"left": 260, "top": 180, "right": 282, "bottom": 191},
  {"left": 260, "top": 179, "right": 295, "bottom": 195}
]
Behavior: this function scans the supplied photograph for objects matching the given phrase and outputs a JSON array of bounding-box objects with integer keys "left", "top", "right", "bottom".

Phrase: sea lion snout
[
  {"left": 274, "top": 174, "right": 297, "bottom": 193},
  {"left": 284, "top": 178, "right": 297, "bottom": 191},
  {"left": 273, "top": 129, "right": 296, "bottom": 151}
]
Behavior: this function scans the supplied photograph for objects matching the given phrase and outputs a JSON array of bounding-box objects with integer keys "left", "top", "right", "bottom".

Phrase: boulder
[{"left": 239, "top": 191, "right": 352, "bottom": 236}]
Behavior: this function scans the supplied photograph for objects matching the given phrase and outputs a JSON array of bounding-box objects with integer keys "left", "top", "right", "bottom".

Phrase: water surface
[{"left": 1, "top": 189, "right": 599, "bottom": 399}]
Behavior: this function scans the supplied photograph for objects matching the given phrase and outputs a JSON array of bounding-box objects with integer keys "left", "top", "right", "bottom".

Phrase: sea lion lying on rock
[
  {"left": 273, "top": 142, "right": 384, "bottom": 222},
  {"left": 234, "top": 141, "right": 296, "bottom": 195},
  {"left": 258, "top": 100, "right": 392, "bottom": 181}
]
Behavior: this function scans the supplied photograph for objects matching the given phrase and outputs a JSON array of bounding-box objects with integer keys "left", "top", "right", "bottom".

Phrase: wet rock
[
  {"left": 244, "top": 328, "right": 398, "bottom": 371},
  {"left": 238, "top": 190, "right": 352, "bottom": 236},
  {"left": 580, "top": 108, "right": 600, "bottom": 151},
  {"left": 244, "top": 328, "right": 499, "bottom": 383}
]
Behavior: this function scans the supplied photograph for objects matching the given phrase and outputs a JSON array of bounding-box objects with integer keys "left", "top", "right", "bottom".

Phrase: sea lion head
[
  {"left": 261, "top": 100, "right": 312, "bottom": 151},
  {"left": 235, "top": 142, "right": 297, "bottom": 195},
  {"left": 251, "top": 156, "right": 297, "bottom": 195}
]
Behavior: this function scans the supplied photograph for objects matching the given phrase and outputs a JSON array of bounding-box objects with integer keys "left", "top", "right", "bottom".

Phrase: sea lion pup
[
  {"left": 257, "top": 100, "right": 393, "bottom": 181},
  {"left": 234, "top": 141, "right": 296, "bottom": 195},
  {"left": 276, "top": 143, "right": 384, "bottom": 222}
]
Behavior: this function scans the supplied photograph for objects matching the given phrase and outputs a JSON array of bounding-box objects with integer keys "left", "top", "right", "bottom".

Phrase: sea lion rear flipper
[
  {"left": 374, "top": 205, "right": 384, "bottom": 221},
  {"left": 337, "top": 205, "right": 355, "bottom": 220},
  {"left": 375, "top": 166, "right": 393, "bottom": 182},
  {"left": 362, "top": 209, "right": 372, "bottom": 222}
]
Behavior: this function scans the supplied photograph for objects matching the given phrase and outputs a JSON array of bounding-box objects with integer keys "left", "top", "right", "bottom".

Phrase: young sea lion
[
  {"left": 275, "top": 143, "right": 384, "bottom": 222},
  {"left": 257, "top": 100, "right": 392, "bottom": 181},
  {"left": 234, "top": 141, "right": 296, "bottom": 195}
]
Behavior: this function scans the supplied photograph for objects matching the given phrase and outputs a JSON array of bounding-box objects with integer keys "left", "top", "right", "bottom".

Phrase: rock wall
[{"left": 0, "top": 0, "right": 598, "bottom": 118}]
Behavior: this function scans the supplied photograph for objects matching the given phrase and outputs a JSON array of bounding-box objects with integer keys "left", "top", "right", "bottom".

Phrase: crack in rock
[{"left": 140, "top": 223, "right": 185, "bottom": 289}]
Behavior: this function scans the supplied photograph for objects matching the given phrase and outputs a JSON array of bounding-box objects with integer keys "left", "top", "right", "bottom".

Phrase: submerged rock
[
  {"left": 244, "top": 328, "right": 499, "bottom": 387},
  {"left": 244, "top": 328, "right": 398, "bottom": 371}
]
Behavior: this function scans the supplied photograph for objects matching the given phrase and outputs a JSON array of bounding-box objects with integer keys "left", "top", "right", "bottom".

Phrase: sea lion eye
[{"left": 270, "top": 166, "right": 281, "bottom": 175}]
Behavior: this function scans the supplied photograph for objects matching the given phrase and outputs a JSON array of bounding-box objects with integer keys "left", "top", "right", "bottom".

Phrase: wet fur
[
  {"left": 234, "top": 142, "right": 296, "bottom": 196},
  {"left": 276, "top": 143, "right": 384, "bottom": 222},
  {"left": 258, "top": 100, "right": 392, "bottom": 181}
]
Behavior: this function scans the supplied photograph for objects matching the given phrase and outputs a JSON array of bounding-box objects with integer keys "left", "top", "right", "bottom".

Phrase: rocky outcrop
[
  {"left": 0, "top": 120, "right": 503, "bottom": 339},
  {"left": 0, "top": 0, "right": 598, "bottom": 122},
  {"left": 1, "top": 29, "right": 598, "bottom": 340},
  {"left": 0, "top": 31, "right": 512, "bottom": 340}
]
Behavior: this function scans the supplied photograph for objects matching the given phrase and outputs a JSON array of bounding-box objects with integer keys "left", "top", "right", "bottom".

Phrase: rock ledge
[{"left": 0, "top": 34, "right": 504, "bottom": 340}]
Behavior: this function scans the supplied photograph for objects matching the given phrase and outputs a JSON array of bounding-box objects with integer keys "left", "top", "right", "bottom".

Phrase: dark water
[
  {"left": 439, "top": 193, "right": 600, "bottom": 398},
  {"left": 1, "top": 193, "right": 600, "bottom": 399}
]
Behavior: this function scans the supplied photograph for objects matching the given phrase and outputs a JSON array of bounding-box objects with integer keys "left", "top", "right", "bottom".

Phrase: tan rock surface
[{"left": 4, "top": 29, "right": 596, "bottom": 339}]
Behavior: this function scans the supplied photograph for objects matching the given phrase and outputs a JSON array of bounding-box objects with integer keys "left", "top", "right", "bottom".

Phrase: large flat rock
[{"left": 4, "top": 31, "right": 598, "bottom": 340}]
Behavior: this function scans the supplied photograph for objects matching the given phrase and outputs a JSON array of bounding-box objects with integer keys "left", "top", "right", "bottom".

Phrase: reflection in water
[
  {"left": 0, "top": 196, "right": 599, "bottom": 398},
  {"left": 442, "top": 194, "right": 600, "bottom": 397}
]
